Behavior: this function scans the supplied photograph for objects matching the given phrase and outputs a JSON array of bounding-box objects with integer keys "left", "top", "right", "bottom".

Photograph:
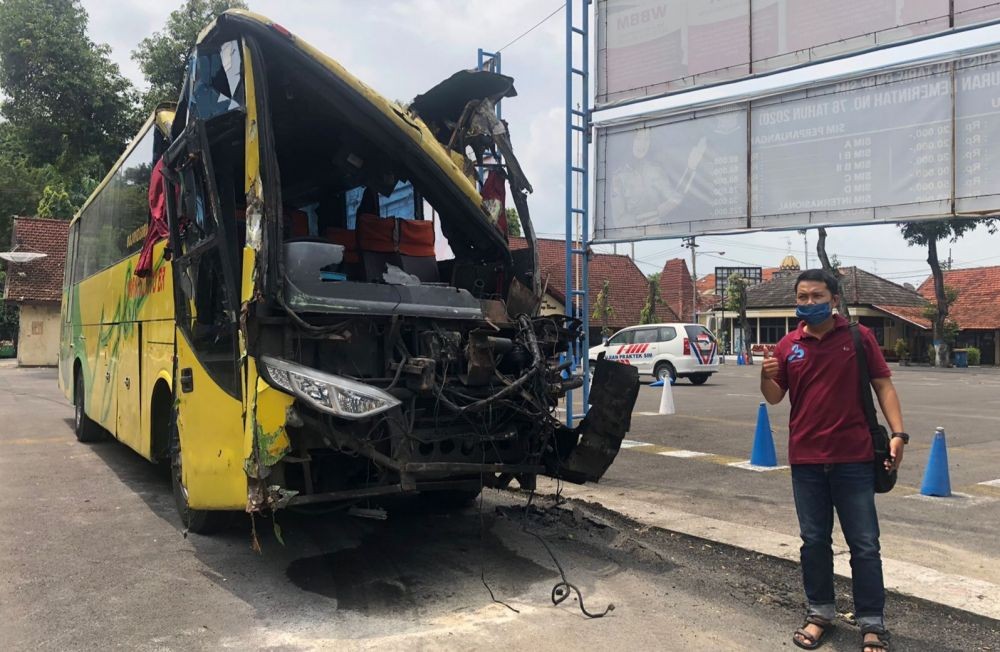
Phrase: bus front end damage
[
  {"left": 245, "top": 312, "right": 640, "bottom": 512},
  {"left": 206, "top": 12, "right": 642, "bottom": 513}
]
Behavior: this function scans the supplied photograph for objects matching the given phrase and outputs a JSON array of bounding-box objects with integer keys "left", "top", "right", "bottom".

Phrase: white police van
[{"left": 588, "top": 323, "right": 720, "bottom": 384}]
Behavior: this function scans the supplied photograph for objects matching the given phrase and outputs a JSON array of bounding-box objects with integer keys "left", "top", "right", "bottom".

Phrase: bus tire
[
  {"left": 74, "top": 373, "right": 104, "bottom": 443},
  {"left": 654, "top": 362, "right": 676, "bottom": 383},
  {"left": 689, "top": 373, "right": 710, "bottom": 385},
  {"left": 171, "top": 425, "right": 229, "bottom": 535}
]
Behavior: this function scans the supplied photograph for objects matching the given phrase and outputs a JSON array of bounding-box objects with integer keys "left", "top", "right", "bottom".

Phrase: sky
[{"left": 79, "top": 0, "right": 1000, "bottom": 288}]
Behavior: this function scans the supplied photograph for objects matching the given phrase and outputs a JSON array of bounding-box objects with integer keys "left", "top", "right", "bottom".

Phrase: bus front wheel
[
  {"left": 171, "top": 427, "right": 229, "bottom": 534},
  {"left": 73, "top": 374, "right": 104, "bottom": 443}
]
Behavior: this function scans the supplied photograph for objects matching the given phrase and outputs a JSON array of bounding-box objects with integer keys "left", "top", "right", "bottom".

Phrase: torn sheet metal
[{"left": 545, "top": 359, "right": 641, "bottom": 484}]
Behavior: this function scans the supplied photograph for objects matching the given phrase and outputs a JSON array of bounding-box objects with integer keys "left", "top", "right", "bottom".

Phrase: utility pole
[{"left": 683, "top": 237, "right": 698, "bottom": 323}]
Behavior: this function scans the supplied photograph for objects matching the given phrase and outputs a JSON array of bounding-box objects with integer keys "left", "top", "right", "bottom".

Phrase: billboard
[
  {"left": 593, "top": 52, "right": 1000, "bottom": 242},
  {"left": 595, "top": 0, "right": 1000, "bottom": 107},
  {"left": 595, "top": 105, "right": 749, "bottom": 240}
]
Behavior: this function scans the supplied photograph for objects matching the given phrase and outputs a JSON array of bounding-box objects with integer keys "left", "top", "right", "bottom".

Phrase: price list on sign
[
  {"left": 956, "top": 53, "right": 1000, "bottom": 207},
  {"left": 749, "top": 63, "right": 953, "bottom": 219},
  {"left": 709, "top": 153, "right": 743, "bottom": 218}
]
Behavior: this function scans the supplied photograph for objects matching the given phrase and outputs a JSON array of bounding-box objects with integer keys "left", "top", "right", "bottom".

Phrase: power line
[{"left": 495, "top": 3, "right": 566, "bottom": 53}]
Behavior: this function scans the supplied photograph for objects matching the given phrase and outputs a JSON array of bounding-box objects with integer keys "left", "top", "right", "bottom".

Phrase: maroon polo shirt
[{"left": 773, "top": 315, "right": 891, "bottom": 465}]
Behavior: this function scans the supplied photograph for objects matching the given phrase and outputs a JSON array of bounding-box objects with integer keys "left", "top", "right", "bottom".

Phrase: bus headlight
[{"left": 260, "top": 356, "right": 401, "bottom": 420}]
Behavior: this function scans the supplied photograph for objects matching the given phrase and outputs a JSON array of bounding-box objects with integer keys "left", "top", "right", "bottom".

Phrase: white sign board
[
  {"left": 593, "top": 53, "right": 1000, "bottom": 241},
  {"left": 595, "top": 0, "right": 1000, "bottom": 107},
  {"left": 596, "top": 106, "right": 748, "bottom": 240}
]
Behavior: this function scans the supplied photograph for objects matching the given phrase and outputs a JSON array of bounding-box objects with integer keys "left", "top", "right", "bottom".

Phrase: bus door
[{"left": 163, "top": 118, "right": 247, "bottom": 510}]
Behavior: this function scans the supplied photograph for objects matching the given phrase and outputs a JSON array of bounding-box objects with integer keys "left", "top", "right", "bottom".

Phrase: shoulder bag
[{"left": 850, "top": 323, "right": 897, "bottom": 493}]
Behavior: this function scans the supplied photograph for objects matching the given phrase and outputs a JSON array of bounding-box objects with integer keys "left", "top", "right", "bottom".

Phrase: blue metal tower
[{"left": 565, "top": 0, "right": 591, "bottom": 425}]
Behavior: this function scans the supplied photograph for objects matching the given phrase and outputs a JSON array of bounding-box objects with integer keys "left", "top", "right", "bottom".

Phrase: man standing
[{"left": 760, "top": 269, "right": 906, "bottom": 652}]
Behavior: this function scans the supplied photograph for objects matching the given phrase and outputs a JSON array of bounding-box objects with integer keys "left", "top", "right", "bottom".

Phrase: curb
[{"left": 532, "top": 478, "right": 1000, "bottom": 622}]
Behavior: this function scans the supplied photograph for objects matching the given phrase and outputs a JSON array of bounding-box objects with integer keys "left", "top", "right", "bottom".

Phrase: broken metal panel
[
  {"left": 545, "top": 359, "right": 640, "bottom": 484},
  {"left": 410, "top": 69, "right": 517, "bottom": 127},
  {"left": 244, "top": 371, "right": 294, "bottom": 481}
]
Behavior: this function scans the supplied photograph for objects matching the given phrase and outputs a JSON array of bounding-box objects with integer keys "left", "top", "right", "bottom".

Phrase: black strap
[{"left": 850, "top": 323, "right": 881, "bottom": 440}]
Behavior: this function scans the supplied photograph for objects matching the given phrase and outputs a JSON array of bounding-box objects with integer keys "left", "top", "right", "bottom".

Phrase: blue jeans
[{"left": 791, "top": 463, "right": 885, "bottom": 630}]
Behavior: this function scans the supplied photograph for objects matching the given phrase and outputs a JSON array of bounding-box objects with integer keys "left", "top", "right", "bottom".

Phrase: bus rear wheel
[
  {"left": 74, "top": 374, "right": 104, "bottom": 443},
  {"left": 171, "top": 427, "right": 229, "bottom": 534}
]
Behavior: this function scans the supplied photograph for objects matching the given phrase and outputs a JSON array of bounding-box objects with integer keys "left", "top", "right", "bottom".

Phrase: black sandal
[
  {"left": 860, "top": 626, "right": 890, "bottom": 651},
  {"left": 793, "top": 615, "right": 833, "bottom": 649}
]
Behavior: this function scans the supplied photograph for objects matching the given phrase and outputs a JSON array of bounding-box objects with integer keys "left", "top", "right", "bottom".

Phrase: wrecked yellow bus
[{"left": 59, "top": 10, "right": 640, "bottom": 533}]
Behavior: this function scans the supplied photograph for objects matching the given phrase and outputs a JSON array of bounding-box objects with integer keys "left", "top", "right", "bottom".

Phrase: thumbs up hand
[{"left": 761, "top": 347, "right": 779, "bottom": 381}]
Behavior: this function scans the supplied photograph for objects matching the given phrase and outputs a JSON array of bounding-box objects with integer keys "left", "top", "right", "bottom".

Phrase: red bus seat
[{"left": 357, "top": 214, "right": 438, "bottom": 283}]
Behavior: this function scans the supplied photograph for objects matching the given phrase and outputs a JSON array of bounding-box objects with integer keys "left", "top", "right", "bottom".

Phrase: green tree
[
  {"left": 899, "top": 219, "right": 998, "bottom": 367},
  {"left": 505, "top": 207, "right": 522, "bottom": 237},
  {"left": 0, "top": 147, "right": 51, "bottom": 248},
  {"left": 639, "top": 276, "right": 660, "bottom": 324},
  {"left": 132, "top": 0, "right": 248, "bottom": 113},
  {"left": 0, "top": 269, "right": 19, "bottom": 355},
  {"left": 592, "top": 280, "right": 615, "bottom": 337},
  {"left": 36, "top": 184, "right": 75, "bottom": 219},
  {"left": 726, "top": 272, "right": 754, "bottom": 365},
  {"left": 0, "top": 0, "right": 139, "bottom": 175}
]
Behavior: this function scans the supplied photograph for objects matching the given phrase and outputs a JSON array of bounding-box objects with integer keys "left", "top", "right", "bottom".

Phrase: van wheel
[
  {"left": 689, "top": 373, "right": 710, "bottom": 385},
  {"left": 73, "top": 374, "right": 104, "bottom": 443},
  {"left": 171, "top": 425, "right": 229, "bottom": 534},
  {"left": 654, "top": 362, "right": 676, "bottom": 382}
]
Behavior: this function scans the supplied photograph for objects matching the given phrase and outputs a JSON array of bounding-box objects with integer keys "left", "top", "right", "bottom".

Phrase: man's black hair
[{"left": 795, "top": 269, "right": 839, "bottom": 295}]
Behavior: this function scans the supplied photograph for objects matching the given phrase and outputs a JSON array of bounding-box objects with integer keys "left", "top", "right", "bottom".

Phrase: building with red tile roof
[
  {"left": 509, "top": 237, "right": 677, "bottom": 338},
  {"left": 917, "top": 266, "right": 1000, "bottom": 365},
  {"left": 697, "top": 264, "right": 935, "bottom": 361},
  {"left": 2, "top": 217, "right": 69, "bottom": 366},
  {"left": 659, "top": 258, "right": 696, "bottom": 322}
]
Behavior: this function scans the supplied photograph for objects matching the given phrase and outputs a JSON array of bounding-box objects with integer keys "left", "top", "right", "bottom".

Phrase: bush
[
  {"left": 967, "top": 346, "right": 981, "bottom": 366},
  {"left": 893, "top": 338, "right": 909, "bottom": 360}
]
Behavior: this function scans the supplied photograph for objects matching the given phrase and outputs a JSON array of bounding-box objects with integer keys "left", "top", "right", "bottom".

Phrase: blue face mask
[{"left": 796, "top": 302, "right": 833, "bottom": 325}]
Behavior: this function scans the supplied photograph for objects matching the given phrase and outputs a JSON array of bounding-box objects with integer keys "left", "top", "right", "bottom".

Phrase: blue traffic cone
[
  {"left": 737, "top": 353, "right": 745, "bottom": 365},
  {"left": 650, "top": 379, "right": 664, "bottom": 387},
  {"left": 750, "top": 402, "right": 778, "bottom": 467},
  {"left": 920, "top": 427, "right": 952, "bottom": 497}
]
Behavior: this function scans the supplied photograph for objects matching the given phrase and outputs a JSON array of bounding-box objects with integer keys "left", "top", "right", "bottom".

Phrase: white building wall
[{"left": 16, "top": 303, "right": 60, "bottom": 366}]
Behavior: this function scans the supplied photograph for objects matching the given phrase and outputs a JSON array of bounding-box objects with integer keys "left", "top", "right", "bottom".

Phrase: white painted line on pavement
[
  {"left": 728, "top": 460, "right": 790, "bottom": 472},
  {"left": 903, "top": 491, "right": 996, "bottom": 508},
  {"left": 726, "top": 393, "right": 759, "bottom": 398},
  {"left": 619, "top": 439, "right": 650, "bottom": 449},
  {"left": 658, "top": 450, "right": 710, "bottom": 458},
  {"left": 979, "top": 479, "right": 1000, "bottom": 487}
]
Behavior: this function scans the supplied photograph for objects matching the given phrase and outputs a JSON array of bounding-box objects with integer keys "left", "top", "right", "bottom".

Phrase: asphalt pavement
[
  {"left": 557, "top": 361, "right": 1000, "bottom": 614},
  {"left": 1, "top": 365, "right": 998, "bottom": 650}
]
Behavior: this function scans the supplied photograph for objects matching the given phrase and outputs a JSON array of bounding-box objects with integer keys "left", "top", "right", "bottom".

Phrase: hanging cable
[{"left": 495, "top": 3, "right": 566, "bottom": 53}]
